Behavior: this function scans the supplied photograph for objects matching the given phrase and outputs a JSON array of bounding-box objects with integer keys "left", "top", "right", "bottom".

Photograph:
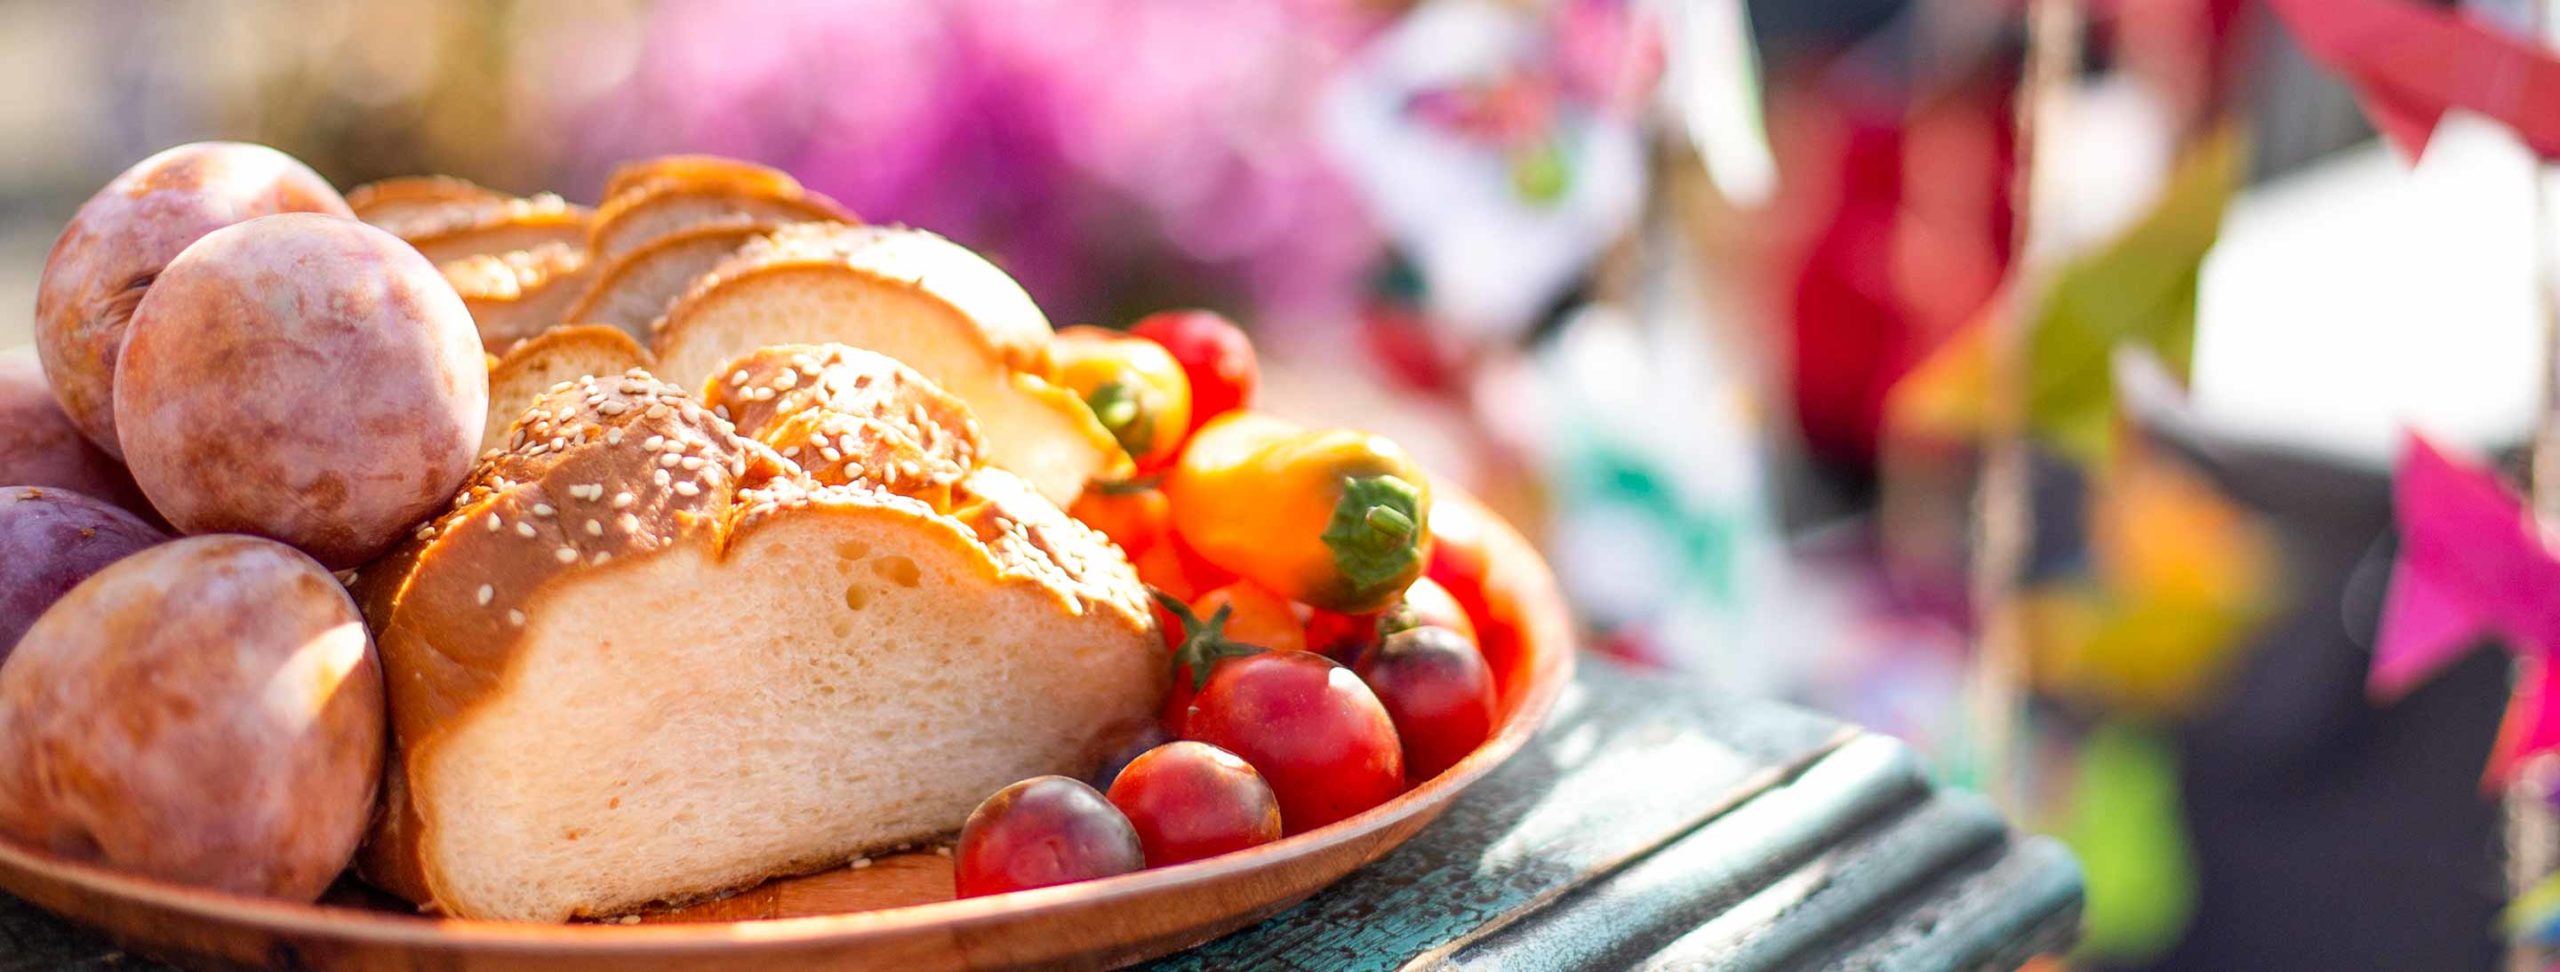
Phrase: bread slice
[
  {"left": 348, "top": 176, "right": 512, "bottom": 236},
  {"left": 653, "top": 224, "right": 1122, "bottom": 504},
  {"left": 589, "top": 159, "right": 851, "bottom": 262},
  {"left": 481, "top": 325, "right": 653, "bottom": 454},
  {"left": 441, "top": 244, "right": 596, "bottom": 353},
  {"left": 600, "top": 155, "right": 805, "bottom": 202},
  {"left": 557, "top": 222, "right": 768, "bottom": 343},
  {"left": 402, "top": 194, "right": 592, "bottom": 265},
  {"left": 353, "top": 368, "right": 1161, "bottom": 922}
]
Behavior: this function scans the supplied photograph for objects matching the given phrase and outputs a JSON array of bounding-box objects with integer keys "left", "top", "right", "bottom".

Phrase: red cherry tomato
[
  {"left": 1105, "top": 741, "right": 1284, "bottom": 866},
  {"left": 1130, "top": 309, "right": 1258, "bottom": 436},
  {"left": 1356, "top": 625, "right": 1495, "bottom": 782},
  {"left": 953, "top": 776, "right": 1144, "bottom": 898},
  {"left": 1186, "top": 651, "right": 1403, "bottom": 833}
]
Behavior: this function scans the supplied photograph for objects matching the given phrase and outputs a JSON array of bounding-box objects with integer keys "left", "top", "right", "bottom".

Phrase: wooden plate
[{"left": 0, "top": 490, "right": 1572, "bottom": 970}]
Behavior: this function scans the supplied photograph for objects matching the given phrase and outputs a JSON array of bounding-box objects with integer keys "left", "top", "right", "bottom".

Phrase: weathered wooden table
[{"left": 0, "top": 658, "right": 2080, "bottom": 971}]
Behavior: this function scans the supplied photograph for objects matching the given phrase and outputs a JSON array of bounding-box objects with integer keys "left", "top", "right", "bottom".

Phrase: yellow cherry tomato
[
  {"left": 1054, "top": 326, "right": 1192, "bottom": 472},
  {"left": 1165, "top": 411, "right": 1432, "bottom": 613}
]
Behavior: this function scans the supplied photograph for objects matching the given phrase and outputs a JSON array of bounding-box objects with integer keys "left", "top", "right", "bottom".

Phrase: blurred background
[{"left": 0, "top": 0, "right": 2549, "bottom": 967}]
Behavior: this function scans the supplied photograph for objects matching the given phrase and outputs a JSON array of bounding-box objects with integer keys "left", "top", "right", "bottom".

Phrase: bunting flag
[
  {"left": 2267, "top": 0, "right": 2560, "bottom": 160},
  {"left": 1882, "top": 126, "right": 2239, "bottom": 469},
  {"left": 2370, "top": 434, "right": 2560, "bottom": 785}
]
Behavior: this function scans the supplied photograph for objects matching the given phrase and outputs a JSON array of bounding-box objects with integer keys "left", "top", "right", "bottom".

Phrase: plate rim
[{"left": 0, "top": 488, "right": 1574, "bottom": 957}]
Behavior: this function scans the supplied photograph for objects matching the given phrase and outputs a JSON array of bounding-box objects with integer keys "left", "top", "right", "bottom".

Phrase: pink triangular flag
[
  {"left": 2270, "top": 0, "right": 2560, "bottom": 161},
  {"left": 2377, "top": 434, "right": 2560, "bottom": 785},
  {"left": 2373, "top": 556, "right": 2490, "bottom": 699}
]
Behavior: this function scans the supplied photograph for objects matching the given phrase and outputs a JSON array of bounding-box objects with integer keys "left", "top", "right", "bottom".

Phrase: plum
[
  {"left": 0, "top": 486, "right": 165, "bottom": 660},
  {"left": 0, "top": 350, "right": 152, "bottom": 518},
  {"left": 0, "top": 535, "right": 384, "bottom": 902},
  {"left": 34, "top": 142, "right": 351, "bottom": 458},
  {"left": 113, "top": 213, "right": 487, "bottom": 568}
]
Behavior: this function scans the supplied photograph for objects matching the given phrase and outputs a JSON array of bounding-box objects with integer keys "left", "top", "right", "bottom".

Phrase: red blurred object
[
  {"left": 2269, "top": 0, "right": 2560, "bottom": 160},
  {"left": 1774, "top": 75, "right": 2015, "bottom": 471}
]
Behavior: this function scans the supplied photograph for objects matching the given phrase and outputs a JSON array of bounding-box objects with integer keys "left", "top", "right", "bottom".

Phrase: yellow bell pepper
[
  {"left": 1053, "top": 325, "right": 1192, "bottom": 472},
  {"left": 1165, "top": 411, "right": 1431, "bottom": 613}
]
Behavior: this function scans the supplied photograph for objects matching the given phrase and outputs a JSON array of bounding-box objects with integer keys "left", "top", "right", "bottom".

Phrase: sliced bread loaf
[{"left": 353, "top": 366, "right": 1160, "bottom": 922}]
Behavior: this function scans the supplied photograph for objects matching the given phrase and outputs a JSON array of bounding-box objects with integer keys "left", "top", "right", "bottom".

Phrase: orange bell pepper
[
  {"left": 1054, "top": 326, "right": 1192, "bottom": 472},
  {"left": 1165, "top": 412, "right": 1432, "bottom": 613}
]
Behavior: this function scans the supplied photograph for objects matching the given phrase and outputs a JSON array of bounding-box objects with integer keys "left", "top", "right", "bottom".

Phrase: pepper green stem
[
  {"left": 1083, "top": 381, "right": 1154, "bottom": 457},
  {"left": 1321, "top": 474, "right": 1428, "bottom": 603}
]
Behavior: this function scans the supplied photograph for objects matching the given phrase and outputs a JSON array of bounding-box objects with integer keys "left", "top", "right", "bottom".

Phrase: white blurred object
[
  {"left": 1520, "top": 216, "right": 1788, "bottom": 692},
  {"left": 2192, "top": 116, "right": 2549, "bottom": 463},
  {"left": 1652, "top": 0, "right": 1774, "bottom": 207},
  {"left": 1319, "top": 0, "right": 1647, "bottom": 344}
]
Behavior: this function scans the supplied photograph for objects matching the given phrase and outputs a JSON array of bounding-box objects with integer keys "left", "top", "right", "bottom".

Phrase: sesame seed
[
  {"left": 597, "top": 401, "right": 628, "bottom": 416},
  {"left": 612, "top": 492, "right": 635, "bottom": 508},
  {"left": 934, "top": 846, "right": 951, "bottom": 857},
  {"left": 476, "top": 584, "right": 494, "bottom": 605},
  {"left": 850, "top": 856, "right": 872, "bottom": 869},
  {"left": 731, "top": 369, "right": 751, "bottom": 387},
  {"left": 681, "top": 456, "right": 705, "bottom": 470},
  {"left": 555, "top": 547, "right": 579, "bottom": 564},
  {"left": 515, "top": 522, "right": 537, "bottom": 538},
  {"left": 653, "top": 469, "right": 671, "bottom": 486},
  {"left": 507, "top": 609, "right": 527, "bottom": 627},
  {"left": 646, "top": 404, "right": 672, "bottom": 419},
  {"left": 592, "top": 552, "right": 612, "bottom": 565},
  {"left": 659, "top": 453, "right": 682, "bottom": 468},
  {"left": 821, "top": 447, "right": 843, "bottom": 463},
  {"left": 675, "top": 481, "right": 701, "bottom": 496},
  {"left": 644, "top": 435, "right": 665, "bottom": 451},
  {"left": 585, "top": 520, "right": 603, "bottom": 536},
  {"left": 619, "top": 513, "right": 640, "bottom": 532},
  {"left": 532, "top": 503, "right": 556, "bottom": 517},
  {"left": 714, "top": 405, "right": 731, "bottom": 421},
  {"left": 775, "top": 369, "right": 799, "bottom": 389}
]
